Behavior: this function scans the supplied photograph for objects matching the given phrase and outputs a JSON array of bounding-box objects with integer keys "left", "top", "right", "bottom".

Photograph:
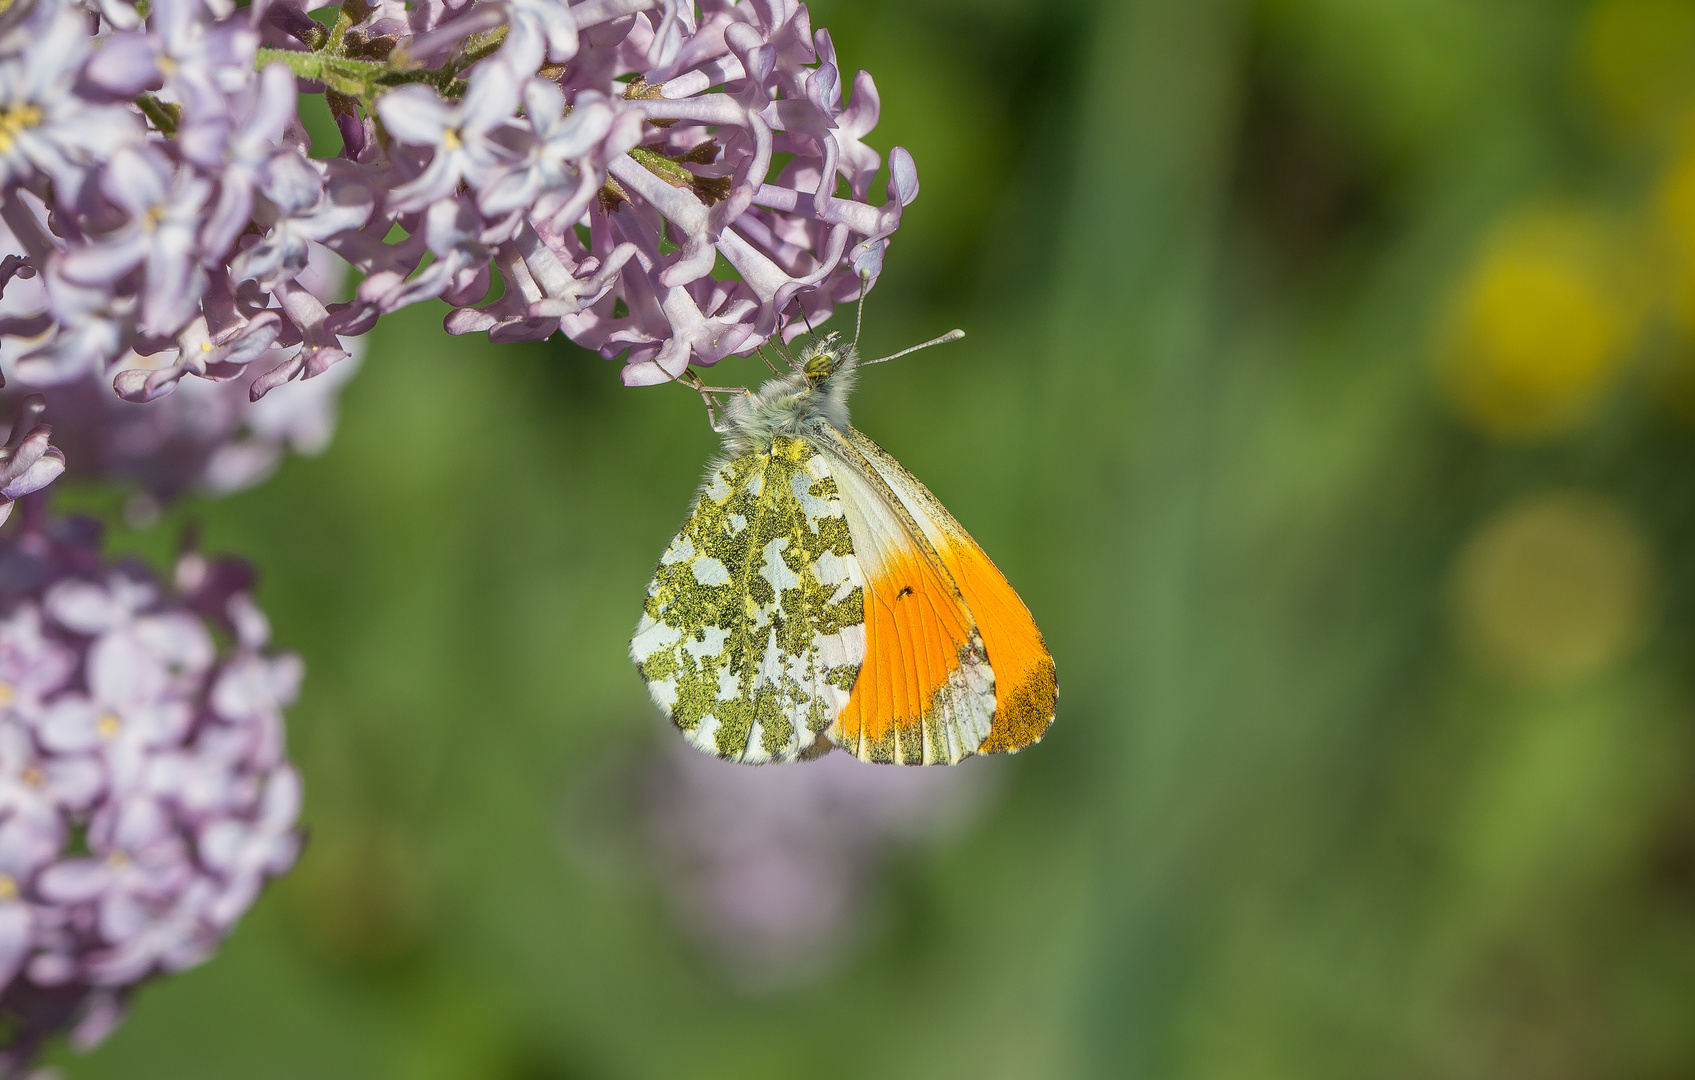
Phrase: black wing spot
[{"left": 896, "top": 585, "right": 914, "bottom": 599}]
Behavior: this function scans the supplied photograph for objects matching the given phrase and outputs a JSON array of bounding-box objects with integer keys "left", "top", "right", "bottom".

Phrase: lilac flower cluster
[
  {"left": 0, "top": 0, "right": 921, "bottom": 1058},
  {"left": 2, "top": 341, "right": 363, "bottom": 511},
  {"left": 0, "top": 514, "right": 301, "bottom": 1069},
  {"left": 1, "top": 230, "right": 362, "bottom": 509},
  {"left": 0, "top": 0, "right": 918, "bottom": 400}
]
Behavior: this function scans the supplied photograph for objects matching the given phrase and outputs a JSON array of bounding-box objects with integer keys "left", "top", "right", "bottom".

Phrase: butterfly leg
[
  {"left": 673, "top": 369, "right": 749, "bottom": 433},
  {"left": 752, "top": 343, "right": 785, "bottom": 375}
]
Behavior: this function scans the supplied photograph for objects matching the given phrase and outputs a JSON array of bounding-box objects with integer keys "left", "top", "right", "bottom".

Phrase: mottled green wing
[{"left": 630, "top": 436, "right": 867, "bottom": 764}]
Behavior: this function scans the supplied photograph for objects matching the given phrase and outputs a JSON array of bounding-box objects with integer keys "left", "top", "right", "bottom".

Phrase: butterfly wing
[
  {"left": 630, "top": 437, "right": 866, "bottom": 764},
  {"left": 842, "top": 426, "right": 1057, "bottom": 755},
  {"left": 808, "top": 424, "right": 997, "bottom": 765}
]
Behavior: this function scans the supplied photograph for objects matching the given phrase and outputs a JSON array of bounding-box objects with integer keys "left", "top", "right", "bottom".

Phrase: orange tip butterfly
[{"left": 630, "top": 314, "right": 1056, "bottom": 765}]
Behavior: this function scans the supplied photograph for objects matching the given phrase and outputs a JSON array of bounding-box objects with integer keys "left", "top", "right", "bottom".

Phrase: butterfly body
[{"left": 631, "top": 333, "right": 1056, "bottom": 765}]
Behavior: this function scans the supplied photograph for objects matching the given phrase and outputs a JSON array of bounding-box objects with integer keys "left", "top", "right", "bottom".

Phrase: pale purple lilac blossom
[
  {"left": 0, "top": 396, "right": 64, "bottom": 529},
  {"left": 641, "top": 739, "right": 991, "bottom": 987},
  {"left": 1, "top": 219, "right": 364, "bottom": 504},
  {"left": 0, "top": 516, "right": 301, "bottom": 1072},
  {"left": 0, "top": 339, "right": 366, "bottom": 506},
  {"left": 0, "top": 0, "right": 917, "bottom": 400}
]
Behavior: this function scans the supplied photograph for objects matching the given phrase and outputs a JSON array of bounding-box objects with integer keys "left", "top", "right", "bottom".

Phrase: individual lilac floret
[
  {"left": 0, "top": 395, "right": 65, "bottom": 529},
  {"left": 0, "top": 515, "right": 302, "bottom": 1075},
  {"left": 0, "top": 0, "right": 141, "bottom": 203},
  {"left": 376, "top": 63, "right": 522, "bottom": 213},
  {"left": 58, "top": 145, "right": 213, "bottom": 340},
  {"left": 0, "top": 0, "right": 919, "bottom": 401}
]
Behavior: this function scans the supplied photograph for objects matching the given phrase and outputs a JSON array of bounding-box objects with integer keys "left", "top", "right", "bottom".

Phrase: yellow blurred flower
[
  {"left": 1450, "top": 490, "right": 1653, "bottom": 689},
  {"left": 1580, "top": 0, "right": 1695, "bottom": 140},
  {"left": 1647, "top": 141, "right": 1695, "bottom": 419},
  {"left": 1435, "top": 208, "right": 1641, "bottom": 440},
  {"left": 1656, "top": 139, "right": 1695, "bottom": 329}
]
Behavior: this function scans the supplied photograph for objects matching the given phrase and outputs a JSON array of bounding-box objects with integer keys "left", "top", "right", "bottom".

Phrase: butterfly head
[
  {"left": 717, "top": 332, "right": 857, "bottom": 450},
  {"left": 713, "top": 326, "right": 960, "bottom": 450},
  {"left": 796, "top": 331, "right": 857, "bottom": 384}
]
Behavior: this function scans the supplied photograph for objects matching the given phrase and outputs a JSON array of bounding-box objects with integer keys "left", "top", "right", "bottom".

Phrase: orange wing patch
[
  {"left": 809, "top": 424, "right": 995, "bottom": 766},
  {"left": 936, "top": 540, "right": 1056, "bottom": 753},
  {"left": 834, "top": 549, "right": 991, "bottom": 764},
  {"left": 840, "top": 427, "right": 1057, "bottom": 756}
]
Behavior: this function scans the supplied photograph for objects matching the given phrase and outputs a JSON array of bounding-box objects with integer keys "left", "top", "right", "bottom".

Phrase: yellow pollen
[
  {"left": 442, "top": 127, "right": 463, "bottom": 151},
  {"left": 143, "top": 205, "right": 166, "bottom": 231},
  {"left": 105, "top": 850, "right": 129, "bottom": 869},
  {"left": 200, "top": 340, "right": 213, "bottom": 352},
  {"left": 96, "top": 712, "right": 121, "bottom": 738},
  {"left": 0, "top": 874, "right": 15, "bottom": 902},
  {"left": 20, "top": 765, "right": 43, "bottom": 788},
  {"left": 157, "top": 55, "right": 178, "bottom": 77},
  {"left": 0, "top": 102, "right": 43, "bottom": 155},
  {"left": 0, "top": 681, "right": 13, "bottom": 707}
]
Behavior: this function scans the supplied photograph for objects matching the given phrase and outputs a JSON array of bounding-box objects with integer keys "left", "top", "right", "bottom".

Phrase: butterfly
[{"left": 630, "top": 326, "right": 1056, "bottom": 765}]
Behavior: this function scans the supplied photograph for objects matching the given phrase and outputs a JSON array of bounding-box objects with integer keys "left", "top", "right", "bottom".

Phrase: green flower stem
[
  {"left": 629, "top": 146, "right": 695, "bottom": 187},
  {"left": 256, "top": 42, "right": 471, "bottom": 100},
  {"left": 135, "top": 93, "right": 179, "bottom": 137},
  {"left": 256, "top": 47, "right": 389, "bottom": 96},
  {"left": 378, "top": 67, "right": 468, "bottom": 95},
  {"left": 326, "top": 7, "right": 353, "bottom": 53},
  {"left": 454, "top": 26, "right": 509, "bottom": 69},
  {"left": 255, "top": 24, "right": 701, "bottom": 188}
]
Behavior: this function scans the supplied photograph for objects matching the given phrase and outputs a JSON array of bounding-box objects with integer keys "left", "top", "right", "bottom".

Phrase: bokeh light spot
[
  {"left": 1435, "top": 209, "right": 1640, "bottom": 440},
  {"left": 1451, "top": 490, "right": 1654, "bottom": 688},
  {"left": 1581, "top": 0, "right": 1695, "bottom": 138}
]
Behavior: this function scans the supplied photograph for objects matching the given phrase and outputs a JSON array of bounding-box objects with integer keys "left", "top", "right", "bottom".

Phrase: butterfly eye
[{"left": 803, "top": 351, "right": 837, "bottom": 379}]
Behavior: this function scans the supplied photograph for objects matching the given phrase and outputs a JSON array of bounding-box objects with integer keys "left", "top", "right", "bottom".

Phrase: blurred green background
[{"left": 45, "top": 0, "right": 1695, "bottom": 1074}]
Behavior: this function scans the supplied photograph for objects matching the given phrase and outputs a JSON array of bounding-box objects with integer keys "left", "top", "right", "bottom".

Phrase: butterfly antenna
[
  {"left": 765, "top": 303, "right": 799, "bottom": 366},
  {"left": 853, "top": 271, "right": 868, "bottom": 349},
  {"left": 861, "top": 329, "right": 966, "bottom": 367}
]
